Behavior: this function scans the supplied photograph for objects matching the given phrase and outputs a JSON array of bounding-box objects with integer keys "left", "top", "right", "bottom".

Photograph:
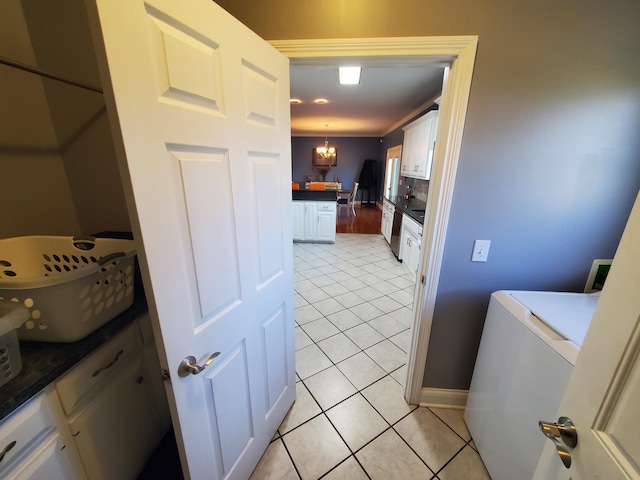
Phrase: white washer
[{"left": 464, "top": 290, "right": 599, "bottom": 480}]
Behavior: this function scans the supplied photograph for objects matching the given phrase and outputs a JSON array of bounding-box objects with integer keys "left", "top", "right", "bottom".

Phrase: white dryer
[{"left": 464, "top": 290, "right": 598, "bottom": 480}]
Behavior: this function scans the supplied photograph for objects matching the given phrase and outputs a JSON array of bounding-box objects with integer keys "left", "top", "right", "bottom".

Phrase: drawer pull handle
[
  {"left": 92, "top": 349, "right": 124, "bottom": 377},
  {"left": 0, "top": 440, "right": 17, "bottom": 463}
]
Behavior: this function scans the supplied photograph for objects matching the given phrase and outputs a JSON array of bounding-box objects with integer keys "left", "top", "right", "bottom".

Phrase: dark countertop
[
  {"left": 389, "top": 196, "right": 427, "bottom": 225},
  {"left": 292, "top": 190, "right": 338, "bottom": 201},
  {"left": 0, "top": 296, "right": 147, "bottom": 421}
]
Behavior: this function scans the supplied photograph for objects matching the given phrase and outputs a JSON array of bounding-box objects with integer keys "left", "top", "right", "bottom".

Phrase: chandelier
[{"left": 316, "top": 124, "right": 336, "bottom": 159}]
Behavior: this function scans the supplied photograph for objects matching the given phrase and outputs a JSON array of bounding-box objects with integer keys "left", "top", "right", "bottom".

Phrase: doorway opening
[{"left": 272, "top": 36, "right": 478, "bottom": 405}]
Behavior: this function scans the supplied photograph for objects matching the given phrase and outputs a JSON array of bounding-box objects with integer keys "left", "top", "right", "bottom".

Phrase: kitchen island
[{"left": 292, "top": 189, "right": 338, "bottom": 243}]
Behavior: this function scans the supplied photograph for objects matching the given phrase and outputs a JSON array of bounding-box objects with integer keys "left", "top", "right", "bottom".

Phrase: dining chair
[{"left": 338, "top": 182, "right": 359, "bottom": 217}]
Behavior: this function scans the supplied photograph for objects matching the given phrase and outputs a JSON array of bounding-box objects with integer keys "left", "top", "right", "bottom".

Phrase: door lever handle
[
  {"left": 178, "top": 352, "right": 220, "bottom": 377},
  {"left": 539, "top": 416, "right": 577, "bottom": 468}
]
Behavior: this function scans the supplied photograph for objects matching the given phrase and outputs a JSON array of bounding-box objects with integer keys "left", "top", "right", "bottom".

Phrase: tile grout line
[{"left": 291, "top": 234, "right": 468, "bottom": 478}]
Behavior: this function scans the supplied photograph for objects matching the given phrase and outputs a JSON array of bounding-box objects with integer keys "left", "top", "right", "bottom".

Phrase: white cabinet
[
  {"left": 381, "top": 199, "right": 395, "bottom": 244},
  {"left": 400, "top": 214, "right": 423, "bottom": 280},
  {"left": 55, "top": 320, "right": 168, "bottom": 480},
  {"left": 292, "top": 201, "right": 305, "bottom": 240},
  {"left": 0, "top": 388, "right": 84, "bottom": 480},
  {"left": 5, "top": 433, "right": 76, "bottom": 480},
  {"left": 316, "top": 203, "right": 337, "bottom": 242},
  {"left": 67, "top": 355, "right": 160, "bottom": 480},
  {"left": 292, "top": 201, "right": 336, "bottom": 243},
  {"left": 400, "top": 110, "right": 439, "bottom": 180}
]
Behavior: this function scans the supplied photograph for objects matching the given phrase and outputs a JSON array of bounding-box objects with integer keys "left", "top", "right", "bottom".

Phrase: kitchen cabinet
[
  {"left": 381, "top": 199, "right": 395, "bottom": 244},
  {"left": 400, "top": 110, "right": 439, "bottom": 180},
  {"left": 400, "top": 214, "right": 423, "bottom": 280},
  {"left": 55, "top": 320, "right": 167, "bottom": 480},
  {"left": 0, "top": 387, "right": 85, "bottom": 480},
  {"left": 292, "top": 201, "right": 336, "bottom": 243}
]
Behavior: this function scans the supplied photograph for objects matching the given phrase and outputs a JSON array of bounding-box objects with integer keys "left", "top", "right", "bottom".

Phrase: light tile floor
[{"left": 250, "top": 234, "right": 491, "bottom": 480}]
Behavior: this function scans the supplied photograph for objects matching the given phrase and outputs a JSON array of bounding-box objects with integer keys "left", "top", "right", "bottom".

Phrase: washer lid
[{"left": 509, "top": 291, "right": 599, "bottom": 347}]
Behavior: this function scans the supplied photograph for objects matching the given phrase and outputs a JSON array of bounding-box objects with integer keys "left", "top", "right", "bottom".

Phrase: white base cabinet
[
  {"left": 0, "top": 314, "right": 171, "bottom": 480},
  {"left": 381, "top": 199, "right": 395, "bottom": 243},
  {"left": 67, "top": 355, "right": 160, "bottom": 480},
  {"left": 400, "top": 214, "right": 423, "bottom": 280},
  {"left": 0, "top": 388, "right": 85, "bottom": 480},
  {"left": 293, "top": 200, "right": 336, "bottom": 243},
  {"left": 56, "top": 319, "right": 168, "bottom": 480},
  {"left": 5, "top": 433, "right": 77, "bottom": 480}
]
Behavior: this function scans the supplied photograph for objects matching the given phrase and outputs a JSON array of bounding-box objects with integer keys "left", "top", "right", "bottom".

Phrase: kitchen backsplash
[{"left": 400, "top": 177, "right": 429, "bottom": 202}]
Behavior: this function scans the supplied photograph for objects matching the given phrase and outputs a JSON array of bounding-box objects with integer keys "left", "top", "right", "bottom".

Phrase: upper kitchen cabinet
[{"left": 400, "top": 110, "right": 439, "bottom": 180}]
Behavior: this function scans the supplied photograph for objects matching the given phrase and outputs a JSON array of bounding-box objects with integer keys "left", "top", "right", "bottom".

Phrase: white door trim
[{"left": 271, "top": 36, "right": 478, "bottom": 404}]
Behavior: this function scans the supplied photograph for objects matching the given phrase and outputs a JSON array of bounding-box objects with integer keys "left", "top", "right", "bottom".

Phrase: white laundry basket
[{"left": 0, "top": 236, "right": 137, "bottom": 343}]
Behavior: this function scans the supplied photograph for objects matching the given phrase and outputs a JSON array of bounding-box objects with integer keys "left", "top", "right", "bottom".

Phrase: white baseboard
[{"left": 419, "top": 388, "right": 468, "bottom": 409}]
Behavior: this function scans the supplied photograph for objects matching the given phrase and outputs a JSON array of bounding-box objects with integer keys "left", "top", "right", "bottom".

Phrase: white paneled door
[
  {"left": 87, "top": 1, "right": 295, "bottom": 478},
  {"left": 534, "top": 192, "right": 640, "bottom": 479}
]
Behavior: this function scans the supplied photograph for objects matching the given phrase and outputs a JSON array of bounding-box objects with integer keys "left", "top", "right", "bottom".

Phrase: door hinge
[{"left": 161, "top": 369, "right": 171, "bottom": 383}]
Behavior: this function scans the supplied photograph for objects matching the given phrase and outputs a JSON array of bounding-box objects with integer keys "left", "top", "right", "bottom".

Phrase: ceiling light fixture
[
  {"left": 316, "top": 124, "right": 336, "bottom": 159},
  {"left": 290, "top": 98, "right": 302, "bottom": 104},
  {"left": 314, "top": 98, "right": 329, "bottom": 104},
  {"left": 339, "top": 66, "right": 362, "bottom": 85}
]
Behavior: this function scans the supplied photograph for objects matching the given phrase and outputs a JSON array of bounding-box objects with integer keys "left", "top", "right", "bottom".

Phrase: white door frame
[{"left": 271, "top": 36, "right": 478, "bottom": 404}]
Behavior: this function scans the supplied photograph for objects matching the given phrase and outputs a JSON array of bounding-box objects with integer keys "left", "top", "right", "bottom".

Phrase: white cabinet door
[
  {"left": 382, "top": 202, "right": 394, "bottom": 244},
  {"left": 401, "top": 110, "right": 438, "bottom": 179},
  {"left": 400, "top": 214, "right": 422, "bottom": 280},
  {"left": 413, "top": 114, "right": 436, "bottom": 179},
  {"left": 5, "top": 433, "right": 77, "bottom": 480},
  {"left": 316, "top": 210, "right": 336, "bottom": 242},
  {"left": 303, "top": 203, "right": 317, "bottom": 240},
  {"left": 292, "top": 201, "right": 304, "bottom": 241},
  {"left": 400, "top": 127, "right": 414, "bottom": 176},
  {"left": 316, "top": 202, "right": 336, "bottom": 243},
  {"left": 68, "top": 355, "right": 161, "bottom": 480},
  {"left": 404, "top": 230, "right": 420, "bottom": 280},
  {"left": 386, "top": 206, "right": 395, "bottom": 243}
]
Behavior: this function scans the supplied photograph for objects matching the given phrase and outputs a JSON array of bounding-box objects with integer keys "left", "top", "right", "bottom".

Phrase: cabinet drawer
[
  {"left": 0, "top": 391, "right": 56, "bottom": 475},
  {"left": 316, "top": 202, "right": 336, "bottom": 213},
  {"left": 402, "top": 213, "right": 423, "bottom": 237},
  {"left": 55, "top": 323, "right": 141, "bottom": 415}
]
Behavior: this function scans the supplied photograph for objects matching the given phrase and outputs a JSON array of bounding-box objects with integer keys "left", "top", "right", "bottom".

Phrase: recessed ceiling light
[
  {"left": 290, "top": 98, "right": 302, "bottom": 104},
  {"left": 339, "top": 66, "right": 361, "bottom": 85},
  {"left": 314, "top": 98, "right": 329, "bottom": 104}
]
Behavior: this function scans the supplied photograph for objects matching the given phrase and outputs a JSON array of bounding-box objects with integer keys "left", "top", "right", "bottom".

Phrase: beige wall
[
  {"left": 217, "top": 0, "right": 640, "bottom": 390},
  {"left": 0, "top": 63, "right": 81, "bottom": 238},
  {"left": 0, "top": 0, "right": 130, "bottom": 239}
]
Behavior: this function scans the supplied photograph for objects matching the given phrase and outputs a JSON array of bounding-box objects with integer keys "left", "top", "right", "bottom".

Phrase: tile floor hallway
[{"left": 250, "top": 234, "right": 491, "bottom": 479}]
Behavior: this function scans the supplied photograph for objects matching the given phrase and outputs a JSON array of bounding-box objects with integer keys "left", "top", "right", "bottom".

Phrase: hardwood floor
[{"left": 336, "top": 202, "right": 382, "bottom": 234}]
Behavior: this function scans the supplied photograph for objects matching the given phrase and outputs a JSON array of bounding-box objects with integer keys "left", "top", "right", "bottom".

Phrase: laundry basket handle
[
  {"left": 97, "top": 252, "right": 126, "bottom": 266},
  {"left": 72, "top": 235, "right": 97, "bottom": 251}
]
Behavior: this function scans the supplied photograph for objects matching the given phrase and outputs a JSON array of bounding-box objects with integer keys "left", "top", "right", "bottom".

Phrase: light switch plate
[{"left": 471, "top": 240, "right": 491, "bottom": 262}]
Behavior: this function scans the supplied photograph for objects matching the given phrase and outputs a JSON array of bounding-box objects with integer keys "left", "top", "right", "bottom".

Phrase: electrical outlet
[{"left": 471, "top": 240, "right": 491, "bottom": 262}]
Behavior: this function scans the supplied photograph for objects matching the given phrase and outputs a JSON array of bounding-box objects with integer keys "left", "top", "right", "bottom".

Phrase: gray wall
[
  {"left": 292, "top": 137, "right": 382, "bottom": 201},
  {"left": 216, "top": 0, "right": 640, "bottom": 390}
]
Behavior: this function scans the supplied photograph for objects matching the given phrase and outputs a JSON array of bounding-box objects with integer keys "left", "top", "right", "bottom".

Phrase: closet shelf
[{"left": 0, "top": 55, "right": 103, "bottom": 94}]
